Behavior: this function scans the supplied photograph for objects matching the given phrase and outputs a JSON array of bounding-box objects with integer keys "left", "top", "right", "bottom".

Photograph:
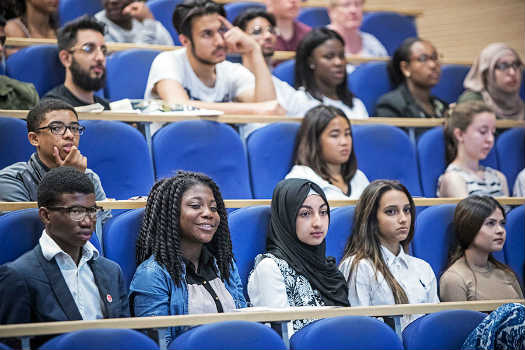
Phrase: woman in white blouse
[
  {"left": 339, "top": 180, "right": 439, "bottom": 330},
  {"left": 286, "top": 105, "right": 369, "bottom": 200}
]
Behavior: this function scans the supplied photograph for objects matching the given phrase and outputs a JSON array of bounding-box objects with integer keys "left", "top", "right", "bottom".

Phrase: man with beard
[{"left": 43, "top": 16, "right": 110, "bottom": 110}]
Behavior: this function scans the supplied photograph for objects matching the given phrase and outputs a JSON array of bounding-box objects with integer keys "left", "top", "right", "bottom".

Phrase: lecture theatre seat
[
  {"left": 148, "top": 0, "right": 182, "bottom": 45},
  {"left": 0, "top": 117, "right": 34, "bottom": 170},
  {"left": 273, "top": 59, "right": 296, "bottom": 87},
  {"left": 505, "top": 205, "right": 524, "bottom": 288},
  {"left": 326, "top": 206, "right": 354, "bottom": 263},
  {"left": 347, "top": 61, "right": 392, "bottom": 115},
  {"left": 360, "top": 12, "right": 417, "bottom": 56},
  {"left": 496, "top": 127, "right": 525, "bottom": 190},
  {"left": 58, "top": 0, "right": 103, "bottom": 26},
  {"left": 431, "top": 64, "right": 470, "bottom": 104},
  {"left": 225, "top": 2, "right": 266, "bottom": 23},
  {"left": 297, "top": 7, "right": 330, "bottom": 28}
]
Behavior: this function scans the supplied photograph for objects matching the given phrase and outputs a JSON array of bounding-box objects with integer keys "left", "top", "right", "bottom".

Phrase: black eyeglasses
[
  {"left": 495, "top": 61, "right": 522, "bottom": 72},
  {"left": 47, "top": 205, "right": 102, "bottom": 221},
  {"left": 249, "top": 25, "right": 278, "bottom": 36},
  {"left": 35, "top": 122, "right": 86, "bottom": 136},
  {"left": 68, "top": 43, "right": 109, "bottom": 57}
]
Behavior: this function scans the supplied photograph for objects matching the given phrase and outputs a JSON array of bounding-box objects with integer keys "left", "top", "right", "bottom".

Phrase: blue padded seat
[
  {"left": 58, "top": 0, "right": 103, "bottom": 26},
  {"left": 360, "top": 12, "right": 417, "bottom": 56},
  {"left": 505, "top": 205, "right": 524, "bottom": 288},
  {"left": 0, "top": 117, "right": 34, "bottom": 170},
  {"left": 297, "top": 7, "right": 330, "bottom": 28},
  {"left": 326, "top": 206, "right": 354, "bottom": 263},
  {"left": 226, "top": 2, "right": 266, "bottom": 23},
  {"left": 348, "top": 61, "right": 392, "bottom": 115},
  {"left": 496, "top": 127, "right": 524, "bottom": 190},
  {"left": 147, "top": 0, "right": 182, "bottom": 45},
  {"left": 431, "top": 64, "right": 470, "bottom": 104},
  {"left": 273, "top": 59, "right": 296, "bottom": 87}
]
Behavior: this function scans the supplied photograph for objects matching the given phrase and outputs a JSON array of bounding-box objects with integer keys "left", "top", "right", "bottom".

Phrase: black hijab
[{"left": 267, "top": 178, "right": 350, "bottom": 306}]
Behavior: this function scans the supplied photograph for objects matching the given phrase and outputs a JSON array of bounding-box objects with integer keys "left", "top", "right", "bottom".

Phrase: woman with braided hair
[{"left": 129, "top": 171, "right": 246, "bottom": 346}]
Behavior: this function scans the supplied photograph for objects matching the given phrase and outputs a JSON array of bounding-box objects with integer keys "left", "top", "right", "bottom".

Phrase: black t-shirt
[{"left": 43, "top": 85, "right": 111, "bottom": 110}]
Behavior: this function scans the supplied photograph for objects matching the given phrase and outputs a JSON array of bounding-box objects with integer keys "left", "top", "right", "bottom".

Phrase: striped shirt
[{"left": 437, "top": 164, "right": 505, "bottom": 197}]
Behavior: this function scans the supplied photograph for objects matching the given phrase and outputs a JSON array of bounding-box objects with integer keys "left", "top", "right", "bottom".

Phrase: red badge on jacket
[{"left": 107, "top": 294, "right": 113, "bottom": 303}]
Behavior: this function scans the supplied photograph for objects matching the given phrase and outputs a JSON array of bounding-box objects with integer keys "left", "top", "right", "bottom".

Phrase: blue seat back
[
  {"left": 431, "top": 64, "right": 470, "bottom": 104},
  {"left": 153, "top": 120, "right": 252, "bottom": 199},
  {"left": 228, "top": 205, "right": 270, "bottom": 296},
  {"left": 105, "top": 49, "right": 160, "bottom": 101},
  {"left": 298, "top": 7, "right": 330, "bottom": 27},
  {"left": 226, "top": 2, "right": 266, "bottom": 23},
  {"left": 360, "top": 12, "right": 417, "bottom": 56},
  {"left": 0, "top": 209, "right": 100, "bottom": 265},
  {"left": 103, "top": 208, "right": 144, "bottom": 288},
  {"left": 505, "top": 205, "right": 524, "bottom": 288},
  {"left": 348, "top": 61, "right": 392, "bottom": 115},
  {"left": 80, "top": 121, "right": 154, "bottom": 199},
  {"left": 353, "top": 124, "right": 422, "bottom": 195},
  {"left": 148, "top": 0, "right": 182, "bottom": 45},
  {"left": 246, "top": 122, "right": 299, "bottom": 199},
  {"left": 290, "top": 315, "right": 403, "bottom": 350},
  {"left": 273, "top": 59, "right": 296, "bottom": 87},
  {"left": 6, "top": 45, "right": 64, "bottom": 97},
  {"left": 59, "top": 0, "right": 103, "bottom": 26},
  {"left": 417, "top": 126, "right": 499, "bottom": 198},
  {"left": 169, "top": 320, "right": 287, "bottom": 350},
  {"left": 496, "top": 127, "right": 524, "bottom": 190},
  {"left": 326, "top": 206, "right": 354, "bottom": 263},
  {"left": 402, "top": 310, "right": 486, "bottom": 350},
  {"left": 0, "top": 117, "right": 33, "bottom": 170}
]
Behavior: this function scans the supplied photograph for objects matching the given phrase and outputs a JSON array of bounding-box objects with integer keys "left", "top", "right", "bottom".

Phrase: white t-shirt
[
  {"left": 513, "top": 169, "right": 525, "bottom": 197},
  {"left": 285, "top": 165, "right": 369, "bottom": 200}
]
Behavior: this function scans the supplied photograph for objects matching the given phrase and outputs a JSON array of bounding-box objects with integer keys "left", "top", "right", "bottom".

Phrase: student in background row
[
  {"left": 286, "top": 105, "right": 369, "bottom": 199},
  {"left": 248, "top": 178, "right": 349, "bottom": 335},
  {"left": 339, "top": 180, "right": 439, "bottom": 330},
  {"left": 459, "top": 42, "right": 523, "bottom": 121},
  {"left": 440, "top": 195, "right": 523, "bottom": 302},
  {"left": 514, "top": 169, "right": 525, "bottom": 197},
  {"left": 374, "top": 37, "right": 447, "bottom": 119},
  {"left": 437, "top": 101, "right": 509, "bottom": 198},
  {"left": 130, "top": 171, "right": 246, "bottom": 347},
  {"left": 264, "top": 0, "right": 310, "bottom": 53}
]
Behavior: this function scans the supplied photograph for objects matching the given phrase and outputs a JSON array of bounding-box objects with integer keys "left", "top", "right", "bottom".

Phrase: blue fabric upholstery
[
  {"left": 228, "top": 205, "right": 270, "bottom": 297},
  {"left": 147, "top": 0, "right": 182, "bottom": 45},
  {"left": 505, "top": 205, "right": 524, "bottom": 288},
  {"left": 431, "top": 64, "right": 470, "bottom": 104},
  {"left": 168, "top": 320, "right": 286, "bottom": 350},
  {"left": 0, "top": 117, "right": 34, "bottom": 170},
  {"left": 58, "top": 0, "right": 103, "bottom": 26},
  {"left": 402, "top": 310, "right": 486, "bottom": 350},
  {"left": 80, "top": 121, "right": 154, "bottom": 199},
  {"left": 0, "top": 209, "right": 100, "bottom": 265},
  {"left": 297, "top": 7, "right": 330, "bottom": 27},
  {"left": 226, "top": 2, "right": 266, "bottom": 23},
  {"left": 353, "top": 124, "right": 422, "bottom": 195},
  {"left": 40, "top": 328, "right": 158, "bottom": 350},
  {"left": 103, "top": 208, "right": 144, "bottom": 288},
  {"left": 153, "top": 120, "right": 252, "bottom": 199},
  {"left": 360, "top": 12, "right": 417, "bottom": 56},
  {"left": 0, "top": 342, "right": 11, "bottom": 350},
  {"left": 6, "top": 45, "right": 64, "bottom": 97},
  {"left": 326, "top": 206, "right": 354, "bottom": 263},
  {"left": 417, "top": 126, "right": 499, "bottom": 198},
  {"left": 246, "top": 122, "right": 299, "bottom": 199},
  {"left": 348, "top": 61, "right": 392, "bottom": 115},
  {"left": 273, "top": 59, "right": 296, "bottom": 87},
  {"left": 105, "top": 49, "right": 160, "bottom": 101},
  {"left": 290, "top": 315, "right": 403, "bottom": 349},
  {"left": 496, "top": 127, "right": 524, "bottom": 190}
]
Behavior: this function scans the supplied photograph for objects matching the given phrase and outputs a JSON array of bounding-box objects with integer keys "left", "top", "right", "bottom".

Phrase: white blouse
[
  {"left": 285, "top": 165, "right": 369, "bottom": 200},
  {"left": 339, "top": 246, "right": 439, "bottom": 330}
]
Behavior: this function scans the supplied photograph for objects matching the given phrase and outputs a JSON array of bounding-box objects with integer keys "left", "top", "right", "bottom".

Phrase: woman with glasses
[
  {"left": 374, "top": 37, "right": 448, "bottom": 118},
  {"left": 458, "top": 43, "right": 524, "bottom": 121}
]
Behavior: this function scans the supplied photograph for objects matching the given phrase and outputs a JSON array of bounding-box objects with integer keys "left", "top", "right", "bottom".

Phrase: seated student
[
  {"left": 437, "top": 101, "right": 509, "bottom": 198},
  {"left": 440, "top": 195, "right": 523, "bottom": 302},
  {"left": 0, "top": 167, "right": 129, "bottom": 347},
  {"left": 286, "top": 105, "right": 369, "bottom": 199},
  {"left": 95, "top": 0, "right": 174, "bottom": 46},
  {"left": 43, "top": 16, "right": 111, "bottom": 110},
  {"left": 0, "top": 99, "right": 110, "bottom": 223},
  {"left": 458, "top": 43, "right": 523, "bottom": 121},
  {"left": 130, "top": 171, "right": 246, "bottom": 346},
  {"left": 339, "top": 180, "right": 439, "bottom": 330},
  {"left": 374, "top": 38, "right": 447, "bottom": 118},
  {"left": 4, "top": 0, "right": 58, "bottom": 56},
  {"left": 295, "top": 28, "right": 368, "bottom": 119},
  {"left": 248, "top": 178, "right": 349, "bottom": 334},
  {"left": 264, "top": 0, "right": 310, "bottom": 52},
  {"left": 514, "top": 168, "right": 525, "bottom": 197}
]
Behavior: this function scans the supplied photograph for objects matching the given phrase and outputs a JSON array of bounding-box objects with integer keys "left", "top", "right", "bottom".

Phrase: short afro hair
[
  {"left": 233, "top": 8, "right": 275, "bottom": 31},
  {"left": 26, "top": 99, "right": 78, "bottom": 133},
  {"left": 38, "top": 167, "right": 95, "bottom": 208}
]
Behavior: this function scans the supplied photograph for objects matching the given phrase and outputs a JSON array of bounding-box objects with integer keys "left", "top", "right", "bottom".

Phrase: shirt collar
[
  {"left": 380, "top": 245, "right": 409, "bottom": 268},
  {"left": 39, "top": 230, "right": 99, "bottom": 262}
]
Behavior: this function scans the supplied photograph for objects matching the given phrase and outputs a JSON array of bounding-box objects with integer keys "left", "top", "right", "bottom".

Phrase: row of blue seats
[
  {"left": 1, "top": 204, "right": 523, "bottom": 295},
  {"left": 57, "top": 0, "right": 417, "bottom": 54},
  {"left": 1, "top": 117, "right": 523, "bottom": 200},
  {"left": 0, "top": 309, "right": 492, "bottom": 350}
]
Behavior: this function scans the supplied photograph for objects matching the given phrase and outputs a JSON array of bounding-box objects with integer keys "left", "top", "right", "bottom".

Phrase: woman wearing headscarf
[
  {"left": 247, "top": 178, "right": 349, "bottom": 334},
  {"left": 458, "top": 43, "right": 524, "bottom": 120}
]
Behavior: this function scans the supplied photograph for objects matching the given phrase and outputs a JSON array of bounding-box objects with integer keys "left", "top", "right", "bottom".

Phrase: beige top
[{"left": 439, "top": 256, "right": 523, "bottom": 301}]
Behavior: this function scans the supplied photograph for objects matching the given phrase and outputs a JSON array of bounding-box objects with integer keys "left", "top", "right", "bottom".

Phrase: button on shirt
[
  {"left": 39, "top": 230, "right": 104, "bottom": 320},
  {"left": 339, "top": 245, "right": 439, "bottom": 330}
]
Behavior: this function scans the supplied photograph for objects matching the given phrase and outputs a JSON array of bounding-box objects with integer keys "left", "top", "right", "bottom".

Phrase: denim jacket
[{"left": 129, "top": 254, "right": 246, "bottom": 345}]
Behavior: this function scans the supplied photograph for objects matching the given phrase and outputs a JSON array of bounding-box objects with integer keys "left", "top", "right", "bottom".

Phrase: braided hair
[{"left": 136, "top": 171, "right": 234, "bottom": 286}]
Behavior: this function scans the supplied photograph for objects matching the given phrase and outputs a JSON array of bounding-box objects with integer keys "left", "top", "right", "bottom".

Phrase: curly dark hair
[
  {"left": 136, "top": 171, "right": 234, "bottom": 286},
  {"left": 38, "top": 166, "right": 95, "bottom": 208}
]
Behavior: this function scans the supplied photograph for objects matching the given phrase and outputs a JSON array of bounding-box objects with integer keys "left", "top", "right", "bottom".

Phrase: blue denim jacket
[{"left": 129, "top": 255, "right": 246, "bottom": 345}]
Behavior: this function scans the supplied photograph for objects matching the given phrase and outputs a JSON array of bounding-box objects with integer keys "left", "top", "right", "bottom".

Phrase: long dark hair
[
  {"left": 387, "top": 37, "right": 421, "bottom": 87},
  {"left": 293, "top": 105, "right": 358, "bottom": 186},
  {"left": 136, "top": 171, "right": 234, "bottom": 286},
  {"left": 295, "top": 28, "right": 354, "bottom": 108},
  {"left": 340, "top": 180, "right": 416, "bottom": 304},
  {"left": 13, "top": 0, "right": 58, "bottom": 32}
]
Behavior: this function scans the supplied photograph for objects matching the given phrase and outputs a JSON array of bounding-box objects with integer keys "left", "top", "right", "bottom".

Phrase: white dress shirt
[
  {"left": 339, "top": 245, "right": 439, "bottom": 329},
  {"left": 40, "top": 230, "right": 104, "bottom": 320}
]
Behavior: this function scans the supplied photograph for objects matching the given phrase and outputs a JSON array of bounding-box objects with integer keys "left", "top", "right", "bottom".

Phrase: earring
[
  {"left": 405, "top": 72, "right": 411, "bottom": 78},
  {"left": 310, "top": 64, "right": 315, "bottom": 69}
]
